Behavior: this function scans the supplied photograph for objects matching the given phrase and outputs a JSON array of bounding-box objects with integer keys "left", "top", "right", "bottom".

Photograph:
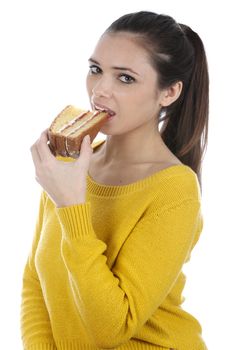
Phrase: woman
[{"left": 21, "top": 11, "right": 209, "bottom": 350}]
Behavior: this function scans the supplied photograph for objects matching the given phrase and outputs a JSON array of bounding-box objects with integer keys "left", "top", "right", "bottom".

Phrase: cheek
[
  {"left": 123, "top": 89, "right": 156, "bottom": 113},
  {"left": 124, "top": 92, "right": 158, "bottom": 124},
  {"left": 86, "top": 75, "right": 93, "bottom": 95}
]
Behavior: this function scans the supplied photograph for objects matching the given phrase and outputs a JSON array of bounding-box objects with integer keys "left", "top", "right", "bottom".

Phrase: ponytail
[{"left": 159, "top": 25, "right": 209, "bottom": 191}]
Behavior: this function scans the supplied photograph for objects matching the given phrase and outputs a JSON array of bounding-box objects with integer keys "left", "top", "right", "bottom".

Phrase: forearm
[{"left": 57, "top": 200, "right": 200, "bottom": 348}]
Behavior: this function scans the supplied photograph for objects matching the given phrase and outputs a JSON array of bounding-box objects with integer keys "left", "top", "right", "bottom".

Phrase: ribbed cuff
[
  {"left": 56, "top": 202, "right": 96, "bottom": 240},
  {"left": 55, "top": 339, "right": 171, "bottom": 349},
  {"left": 26, "top": 344, "right": 57, "bottom": 350}
]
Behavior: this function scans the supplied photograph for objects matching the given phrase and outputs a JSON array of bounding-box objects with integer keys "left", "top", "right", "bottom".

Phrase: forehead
[{"left": 91, "top": 32, "right": 152, "bottom": 70}]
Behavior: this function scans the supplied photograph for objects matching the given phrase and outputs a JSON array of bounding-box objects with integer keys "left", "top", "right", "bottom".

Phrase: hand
[{"left": 30, "top": 129, "right": 93, "bottom": 207}]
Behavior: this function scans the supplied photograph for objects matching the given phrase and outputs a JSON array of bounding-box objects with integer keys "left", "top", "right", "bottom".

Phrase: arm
[
  {"left": 56, "top": 198, "right": 201, "bottom": 348},
  {"left": 20, "top": 191, "right": 57, "bottom": 350}
]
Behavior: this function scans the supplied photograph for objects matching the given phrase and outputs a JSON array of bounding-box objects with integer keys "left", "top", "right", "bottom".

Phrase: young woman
[{"left": 21, "top": 11, "right": 209, "bottom": 350}]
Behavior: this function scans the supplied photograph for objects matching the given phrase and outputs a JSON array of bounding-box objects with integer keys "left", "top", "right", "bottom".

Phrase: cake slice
[{"left": 48, "top": 105, "right": 109, "bottom": 158}]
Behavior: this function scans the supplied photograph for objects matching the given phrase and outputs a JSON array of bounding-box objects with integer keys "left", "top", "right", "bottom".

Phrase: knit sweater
[{"left": 20, "top": 140, "right": 208, "bottom": 350}]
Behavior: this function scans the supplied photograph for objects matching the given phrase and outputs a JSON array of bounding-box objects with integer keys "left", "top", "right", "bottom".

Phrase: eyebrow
[{"left": 88, "top": 57, "right": 140, "bottom": 76}]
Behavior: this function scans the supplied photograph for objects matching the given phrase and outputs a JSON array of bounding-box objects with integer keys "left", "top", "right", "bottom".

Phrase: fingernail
[{"left": 85, "top": 135, "right": 91, "bottom": 144}]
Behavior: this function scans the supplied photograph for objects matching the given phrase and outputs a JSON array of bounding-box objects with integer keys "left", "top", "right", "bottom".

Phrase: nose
[{"left": 91, "top": 77, "right": 113, "bottom": 99}]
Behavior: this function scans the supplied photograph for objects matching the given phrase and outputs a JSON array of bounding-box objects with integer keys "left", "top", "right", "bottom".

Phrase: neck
[{"left": 99, "top": 129, "right": 174, "bottom": 166}]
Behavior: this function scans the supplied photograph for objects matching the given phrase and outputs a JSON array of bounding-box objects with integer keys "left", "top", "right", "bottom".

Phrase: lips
[{"left": 92, "top": 102, "right": 116, "bottom": 117}]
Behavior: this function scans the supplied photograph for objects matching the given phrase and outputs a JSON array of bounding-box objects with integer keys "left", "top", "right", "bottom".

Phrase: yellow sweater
[{"left": 20, "top": 140, "right": 207, "bottom": 350}]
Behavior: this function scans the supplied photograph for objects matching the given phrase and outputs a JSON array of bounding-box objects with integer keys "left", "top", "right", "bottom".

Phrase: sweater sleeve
[
  {"left": 56, "top": 199, "right": 201, "bottom": 349},
  {"left": 20, "top": 191, "right": 57, "bottom": 350}
]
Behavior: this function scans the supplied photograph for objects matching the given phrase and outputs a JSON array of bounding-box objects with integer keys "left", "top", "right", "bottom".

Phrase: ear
[{"left": 160, "top": 81, "right": 183, "bottom": 107}]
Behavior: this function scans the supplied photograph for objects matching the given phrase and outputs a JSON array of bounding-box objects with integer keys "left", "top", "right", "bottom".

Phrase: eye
[
  {"left": 119, "top": 74, "right": 135, "bottom": 84},
  {"left": 89, "top": 65, "right": 102, "bottom": 74}
]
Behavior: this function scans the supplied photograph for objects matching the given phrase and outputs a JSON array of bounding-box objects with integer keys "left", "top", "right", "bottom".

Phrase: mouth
[{"left": 93, "top": 103, "right": 116, "bottom": 118}]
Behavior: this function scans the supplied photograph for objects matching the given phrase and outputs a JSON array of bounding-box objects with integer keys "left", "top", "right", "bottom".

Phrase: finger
[
  {"left": 76, "top": 135, "right": 93, "bottom": 169},
  {"left": 36, "top": 129, "right": 55, "bottom": 162},
  {"left": 30, "top": 142, "right": 41, "bottom": 168}
]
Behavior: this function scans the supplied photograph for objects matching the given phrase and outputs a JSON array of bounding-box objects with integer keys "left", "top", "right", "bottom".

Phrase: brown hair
[{"left": 105, "top": 11, "right": 209, "bottom": 191}]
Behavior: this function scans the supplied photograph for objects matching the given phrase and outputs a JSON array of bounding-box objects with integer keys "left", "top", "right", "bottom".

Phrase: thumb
[{"left": 76, "top": 135, "right": 93, "bottom": 169}]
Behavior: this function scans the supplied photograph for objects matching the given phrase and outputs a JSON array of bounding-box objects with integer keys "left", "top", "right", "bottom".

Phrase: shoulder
[{"left": 147, "top": 165, "right": 202, "bottom": 214}]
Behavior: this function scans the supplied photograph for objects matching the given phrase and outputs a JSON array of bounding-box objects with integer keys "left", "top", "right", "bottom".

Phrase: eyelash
[{"left": 89, "top": 65, "right": 135, "bottom": 84}]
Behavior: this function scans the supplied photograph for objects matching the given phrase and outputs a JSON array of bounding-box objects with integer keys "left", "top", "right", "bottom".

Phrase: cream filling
[
  {"left": 57, "top": 111, "right": 88, "bottom": 133},
  {"left": 65, "top": 111, "right": 101, "bottom": 137}
]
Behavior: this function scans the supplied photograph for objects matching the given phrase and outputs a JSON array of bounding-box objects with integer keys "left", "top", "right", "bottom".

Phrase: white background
[{"left": 0, "top": 0, "right": 232, "bottom": 349}]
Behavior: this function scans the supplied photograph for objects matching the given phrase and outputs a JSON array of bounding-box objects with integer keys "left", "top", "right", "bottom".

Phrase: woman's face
[{"left": 86, "top": 32, "right": 163, "bottom": 135}]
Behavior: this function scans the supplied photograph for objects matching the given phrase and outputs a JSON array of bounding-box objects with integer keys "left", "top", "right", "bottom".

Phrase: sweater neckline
[
  {"left": 87, "top": 139, "right": 191, "bottom": 196},
  {"left": 87, "top": 164, "right": 190, "bottom": 197}
]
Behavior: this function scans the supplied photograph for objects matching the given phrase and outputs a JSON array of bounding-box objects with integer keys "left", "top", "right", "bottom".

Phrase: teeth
[
  {"left": 96, "top": 107, "right": 107, "bottom": 112},
  {"left": 94, "top": 105, "right": 115, "bottom": 116}
]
